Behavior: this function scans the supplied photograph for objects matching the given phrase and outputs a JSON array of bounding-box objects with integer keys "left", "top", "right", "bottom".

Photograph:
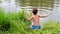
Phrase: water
[{"left": 0, "top": 0, "right": 60, "bottom": 22}]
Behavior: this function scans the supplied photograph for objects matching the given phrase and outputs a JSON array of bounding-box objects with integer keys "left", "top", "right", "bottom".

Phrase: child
[{"left": 26, "top": 8, "right": 51, "bottom": 29}]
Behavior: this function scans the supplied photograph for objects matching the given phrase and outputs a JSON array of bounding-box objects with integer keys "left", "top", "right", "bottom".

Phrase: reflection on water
[
  {"left": 0, "top": 0, "right": 60, "bottom": 22},
  {"left": 0, "top": 0, "right": 55, "bottom": 11}
]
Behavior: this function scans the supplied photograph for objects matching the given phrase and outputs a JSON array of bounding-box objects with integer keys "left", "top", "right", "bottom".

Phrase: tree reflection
[{"left": 15, "top": 0, "right": 54, "bottom": 9}]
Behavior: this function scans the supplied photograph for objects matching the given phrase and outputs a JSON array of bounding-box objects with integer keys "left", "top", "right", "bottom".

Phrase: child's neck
[{"left": 34, "top": 14, "right": 37, "bottom": 15}]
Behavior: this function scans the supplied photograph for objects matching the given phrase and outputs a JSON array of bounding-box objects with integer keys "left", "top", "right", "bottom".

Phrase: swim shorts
[{"left": 32, "top": 25, "right": 41, "bottom": 29}]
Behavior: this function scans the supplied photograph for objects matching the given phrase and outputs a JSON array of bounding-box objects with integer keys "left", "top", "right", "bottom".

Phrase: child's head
[{"left": 32, "top": 8, "right": 38, "bottom": 15}]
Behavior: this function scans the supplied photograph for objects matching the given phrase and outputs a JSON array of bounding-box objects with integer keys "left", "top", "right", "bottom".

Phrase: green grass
[{"left": 0, "top": 8, "right": 60, "bottom": 34}]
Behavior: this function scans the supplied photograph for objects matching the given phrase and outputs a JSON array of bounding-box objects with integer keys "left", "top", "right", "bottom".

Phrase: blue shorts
[{"left": 32, "top": 25, "right": 41, "bottom": 29}]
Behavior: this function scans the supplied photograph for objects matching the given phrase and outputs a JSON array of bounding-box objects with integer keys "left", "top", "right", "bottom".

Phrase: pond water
[{"left": 0, "top": 0, "right": 60, "bottom": 22}]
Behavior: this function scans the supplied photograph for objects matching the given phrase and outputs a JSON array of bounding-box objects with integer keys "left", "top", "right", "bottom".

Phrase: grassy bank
[{"left": 0, "top": 8, "right": 60, "bottom": 34}]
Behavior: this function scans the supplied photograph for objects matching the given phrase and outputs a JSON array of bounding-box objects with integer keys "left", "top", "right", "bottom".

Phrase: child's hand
[{"left": 26, "top": 12, "right": 30, "bottom": 17}]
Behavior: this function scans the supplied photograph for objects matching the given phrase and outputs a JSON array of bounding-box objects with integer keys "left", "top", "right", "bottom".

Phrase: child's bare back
[
  {"left": 32, "top": 14, "right": 40, "bottom": 26},
  {"left": 26, "top": 8, "right": 52, "bottom": 29}
]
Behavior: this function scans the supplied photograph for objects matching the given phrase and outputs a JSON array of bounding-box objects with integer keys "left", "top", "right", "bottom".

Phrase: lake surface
[{"left": 0, "top": 0, "right": 60, "bottom": 22}]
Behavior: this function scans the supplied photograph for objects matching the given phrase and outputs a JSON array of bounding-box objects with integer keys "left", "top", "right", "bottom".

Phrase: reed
[{"left": 0, "top": 8, "right": 60, "bottom": 34}]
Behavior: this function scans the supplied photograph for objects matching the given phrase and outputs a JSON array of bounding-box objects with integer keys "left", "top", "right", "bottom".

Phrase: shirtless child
[{"left": 26, "top": 8, "right": 51, "bottom": 29}]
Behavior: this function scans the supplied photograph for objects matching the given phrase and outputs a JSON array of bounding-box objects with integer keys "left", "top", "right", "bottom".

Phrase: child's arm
[
  {"left": 27, "top": 16, "right": 33, "bottom": 20},
  {"left": 26, "top": 12, "right": 33, "bottom": 20},
  {"left": 39, "top": 13, "right": 52, "bottom": 18}
]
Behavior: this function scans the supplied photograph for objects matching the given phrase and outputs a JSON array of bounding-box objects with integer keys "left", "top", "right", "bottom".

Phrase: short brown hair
[{"left": 32, "top": 8, "right": 38, "bottom": 15}]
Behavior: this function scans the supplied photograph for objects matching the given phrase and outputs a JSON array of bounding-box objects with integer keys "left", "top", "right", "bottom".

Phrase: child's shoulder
[
  {"left": 32, "top": 13, "right": 40, "bottom": 16},
  {"left": 37, "top": 13, "right": 40, "bottom": 17},
  {"left": 37, "top": 13, "right": 40, "bottom": 15}
]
